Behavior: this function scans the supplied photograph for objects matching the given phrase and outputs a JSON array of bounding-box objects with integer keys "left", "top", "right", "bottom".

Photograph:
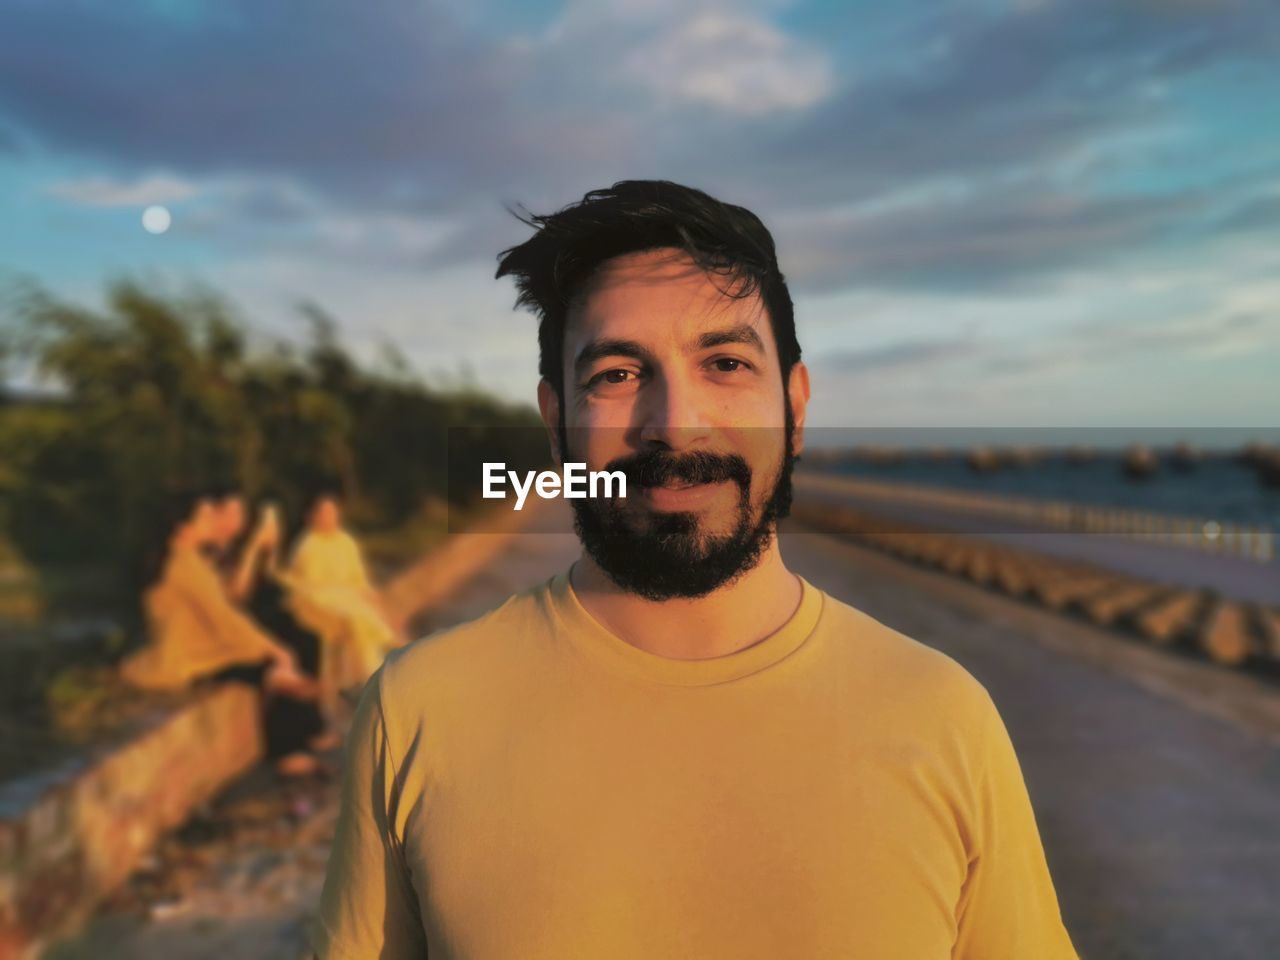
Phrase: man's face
[{"left": 538, "top": 248, "right": 808, "bottom": 600}]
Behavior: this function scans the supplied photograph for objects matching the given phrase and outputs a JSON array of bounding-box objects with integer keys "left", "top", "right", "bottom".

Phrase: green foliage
[{"left": 0, "top": 276, "right": 545, "bottom": 622}]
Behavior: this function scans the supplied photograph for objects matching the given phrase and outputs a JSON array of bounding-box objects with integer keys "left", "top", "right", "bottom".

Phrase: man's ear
[
  {"left": 537, "top": 378, "right": 564, "bottom": 466},
  {"left": 787, "top": 361, "right": 811, "bottom": 457}
]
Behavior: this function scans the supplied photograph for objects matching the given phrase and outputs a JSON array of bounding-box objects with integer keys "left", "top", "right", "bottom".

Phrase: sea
[{"left": 809, "top": 449, "right": 1280, "bottom": 531}]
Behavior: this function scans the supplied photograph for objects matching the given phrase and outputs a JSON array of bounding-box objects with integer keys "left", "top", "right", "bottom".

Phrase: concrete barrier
[
  {"left": 1, "top": 505, "right": 539, "bottom": 959},
  {"left": 799, "top": 472, "right": 1276, "bottom": 564},
  {"left": 791, "top": 501, "right": 1280, "bottom": 677},
  {"left": 1199, "top": 602, "right": 1257, "bottom": 667},
  {"left": 1078, "top": 581, "right": 1164, "bottom": 627},
  {"left": 1258, "top": 608, "right": 1280, "bottom": 658},
  {"left": 0, "top": 684, "right": 262, "bottom": 960},
  {"left": 1133, "top": 590, "right": 1205, "bottom": 646}
]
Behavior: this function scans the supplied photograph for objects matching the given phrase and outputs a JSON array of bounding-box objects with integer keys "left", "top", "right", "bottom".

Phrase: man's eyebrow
[
  {"left": 573, "top": 338, "right": 656, "bottom": 377},
  {"left": 694, "top": 324, "right": 765, "bottom": 353}
]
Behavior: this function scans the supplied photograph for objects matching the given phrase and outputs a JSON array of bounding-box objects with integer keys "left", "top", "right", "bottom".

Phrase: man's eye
[
  {"left": 590, "top": 369, "right": 635, "bottom": 387},
  {"left": 711, "top": 358, "right": 747, "bottom": 373}
]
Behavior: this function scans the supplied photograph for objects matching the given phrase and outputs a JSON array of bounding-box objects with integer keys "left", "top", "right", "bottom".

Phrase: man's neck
[{"left": 570, "top": 540, "right": 802, "bottom": 660}]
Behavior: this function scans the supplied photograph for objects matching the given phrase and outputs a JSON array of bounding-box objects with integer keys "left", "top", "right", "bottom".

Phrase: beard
[{"left": 564, "top": 413, "right": 797, "bottom": 601}]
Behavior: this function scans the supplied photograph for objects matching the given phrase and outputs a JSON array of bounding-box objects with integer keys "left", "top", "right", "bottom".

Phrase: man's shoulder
[{"left": 814, "top": 586, "right": 995, "bottom": 722}]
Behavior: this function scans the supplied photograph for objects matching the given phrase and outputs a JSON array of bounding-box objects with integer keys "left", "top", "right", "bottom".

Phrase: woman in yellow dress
[
  {"left": 122, "top": 491, "right": 303, "bottom": 691},
  {"left": 282, "top": 491, "right": 399, "bottom": 694},
  {"left": 122, "top": 490, "right": 339, "bottom": 777}
]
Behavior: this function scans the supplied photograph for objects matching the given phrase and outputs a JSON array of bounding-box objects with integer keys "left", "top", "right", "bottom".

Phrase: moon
[{"left": 142, "top": 205, "right": 172, "bottom": 235}]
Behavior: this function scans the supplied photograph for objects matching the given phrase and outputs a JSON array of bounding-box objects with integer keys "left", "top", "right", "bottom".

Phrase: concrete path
[{"left": 784, "top": 527, "right": 1280, "bottom": 960}]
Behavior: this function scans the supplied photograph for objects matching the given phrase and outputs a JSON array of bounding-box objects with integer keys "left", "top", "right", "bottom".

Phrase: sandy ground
[{"left": 47, "top": 502, "right": 1280, "bottom": 959}]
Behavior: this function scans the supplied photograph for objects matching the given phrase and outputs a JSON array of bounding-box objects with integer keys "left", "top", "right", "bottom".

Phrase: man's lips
[{"left": 636, "top": 479, "right": 735, "bottom": 510}]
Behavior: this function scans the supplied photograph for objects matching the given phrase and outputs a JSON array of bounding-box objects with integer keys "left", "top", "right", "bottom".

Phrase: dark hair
[
  {"left": 135, "top": 487, "right": 211, "bottom": 595},
  {"left": 495, "top": 180, "right": 801, "bottom": 399},
  {"left": 300, "top": 481, "right": 343, "bottom": 522},
  {"left": 204, "top": 482, "right": 243, "bottom": 504}
]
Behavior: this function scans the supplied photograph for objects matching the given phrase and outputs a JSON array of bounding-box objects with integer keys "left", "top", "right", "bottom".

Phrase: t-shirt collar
[{"left": 547, "top": 563, "right": 824, "bottom": 687}]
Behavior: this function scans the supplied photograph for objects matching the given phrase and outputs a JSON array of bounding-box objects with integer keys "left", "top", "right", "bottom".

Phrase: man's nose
[{"left": 637, "top": 370, "right": 713, "bottom": 450}]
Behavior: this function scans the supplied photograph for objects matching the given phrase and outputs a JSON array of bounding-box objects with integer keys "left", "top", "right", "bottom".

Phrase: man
[{"left": 314, "top": 180, "right": 1079, "bottom": 958}]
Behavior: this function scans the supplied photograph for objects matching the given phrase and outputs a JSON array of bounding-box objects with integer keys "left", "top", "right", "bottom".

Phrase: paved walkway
[{"left": 786, "top": 528, "right": 1280, "bottom": 960}]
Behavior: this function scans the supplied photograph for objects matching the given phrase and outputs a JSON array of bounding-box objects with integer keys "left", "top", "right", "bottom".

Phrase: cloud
[
  {"left": 940, "top": 300, "right": 1280, "bottom": 388},
  {"left": 47, "top": 172, "right": 199, "bottom": 206},
  {"left": 0, "top": 123, "right": 21, "bottom": 153},
  {"left": 813, "top": 336, "right": 978, "bottom": 372},
  {"left": 1042, "top": 304, "right": 1279, "bottom": 365},
  {"left": 154, "top": 174, "right": 517, "bottom": 271},
  {"left": 774, "top": 176, "right": 1216, "bottom": 293},
  {"left": 1213, "top": 186, "right": 1280, "bottom": 234},
  {"left": 797, "top": 255, "right": 1280, "bottom": 423},
  {"left": 625, "top": 12, "right": 833, "bottom": 114},
  {"left": 3, "top": 0, "right": 1280, "bottom": 303},
  {"left": 208, "top": 179, "right": 318, "bottom": 224},
  {"left": 204, "top": 250, "right": 544, "bottom": 399},
  {"left": 0, "top": 0, "right": 545, "bottom": 212},
  {"left": 801, "top": 290, "right": 1280, "bottom": 427},
  {"left": 739, "top": 0, "right": 1280, "bottom": 204},
  {"left": 0, "top": 0, "right": 826, "bottom": 217}
]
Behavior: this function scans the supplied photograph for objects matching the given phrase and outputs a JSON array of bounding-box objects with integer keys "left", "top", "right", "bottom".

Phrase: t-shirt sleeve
[
  {"left": 313, "top": 670, "right": 429, "bottom": 959},
  {"left": 952, "top": 690, "right": 1080, "bottom": 960}
]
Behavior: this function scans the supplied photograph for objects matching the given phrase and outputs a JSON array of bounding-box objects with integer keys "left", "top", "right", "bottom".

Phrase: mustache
[{"left": 604, "top": 448, "right": 752, "bottom": 489}]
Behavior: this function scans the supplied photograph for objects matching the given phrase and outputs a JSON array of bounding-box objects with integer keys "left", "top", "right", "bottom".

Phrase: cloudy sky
[{"left": 1, "top": 0, "right": 1278, "bottom": 429}]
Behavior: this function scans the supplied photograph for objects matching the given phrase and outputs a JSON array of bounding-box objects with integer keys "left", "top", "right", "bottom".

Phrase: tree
[{"left": 1, "top": 276, "right": 544, "bottom": 625}]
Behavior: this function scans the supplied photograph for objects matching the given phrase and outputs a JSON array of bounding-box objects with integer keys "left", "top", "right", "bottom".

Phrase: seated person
[
  {"left": 212, "top": 490, "right": 342, "bottom": 768},
  {"left": 282, "top": 489, "right": 399, "bottom": 691},
  {"left": 123, "top": 490, "right": 299, "bottom": 690},
  {"left": 122, "top": 490, "right": 321, "bottom": 777}
]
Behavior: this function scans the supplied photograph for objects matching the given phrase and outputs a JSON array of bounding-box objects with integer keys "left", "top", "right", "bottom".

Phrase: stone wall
[
  {"left": 0, "top": 509, "right": 537, "bottom": 960},
  {"left": 0, "top": 684, "right": 263, "bottom": 960}
]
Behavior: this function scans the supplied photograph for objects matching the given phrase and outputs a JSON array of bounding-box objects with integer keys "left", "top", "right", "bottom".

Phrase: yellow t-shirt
[{"left": 314, "top": 568, "right": 1079, "bottom": 959}]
